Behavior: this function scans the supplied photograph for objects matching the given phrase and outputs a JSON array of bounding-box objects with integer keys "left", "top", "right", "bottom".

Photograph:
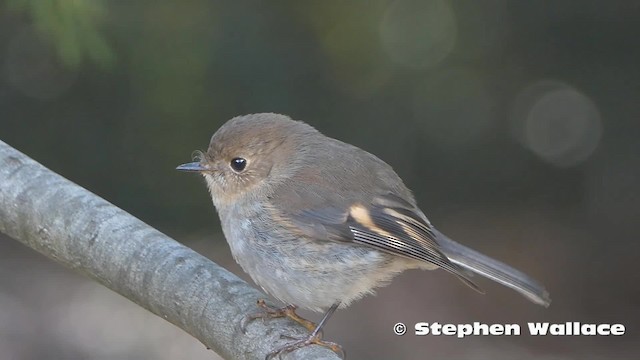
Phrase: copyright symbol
[{"left": 393, "top": 322, "right": 407, "bottom": 336}]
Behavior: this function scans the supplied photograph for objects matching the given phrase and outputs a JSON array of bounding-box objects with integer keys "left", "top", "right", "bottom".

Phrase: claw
[
  {"left": 265, "top": 332, "right": 345, "bottom": 360},
  {"left": 241, "top": 301, "right": 344, "bottom": 359},
  {"left": 240, "top": 299, "right": 318, "bottom": 334}
]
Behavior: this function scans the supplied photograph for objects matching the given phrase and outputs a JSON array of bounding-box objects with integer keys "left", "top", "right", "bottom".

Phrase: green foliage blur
[{"left": 7, "top": 0, "right": 114, "bottom": 67}]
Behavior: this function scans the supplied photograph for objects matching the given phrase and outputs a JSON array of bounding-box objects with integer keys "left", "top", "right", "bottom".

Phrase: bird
[{"left": 177, "top": 113, "right": 550, "bottom": 359}]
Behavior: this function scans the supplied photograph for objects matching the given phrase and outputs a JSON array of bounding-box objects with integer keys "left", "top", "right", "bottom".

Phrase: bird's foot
[
  {"left": 265, "top": 332, "right": 345, "bottom": 360},
  {"left": 240, "top": 299, "right": 317, "bottom": 333}
]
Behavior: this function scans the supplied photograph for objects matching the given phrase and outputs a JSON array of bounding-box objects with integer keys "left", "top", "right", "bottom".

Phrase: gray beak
[{"left": 176, "top": 162, "right": 206, "bottom": 172}]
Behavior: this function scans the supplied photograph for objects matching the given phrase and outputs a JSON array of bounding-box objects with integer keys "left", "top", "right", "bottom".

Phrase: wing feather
[{"left": 279, "top": 191, "right": 482, "bottom": 293}]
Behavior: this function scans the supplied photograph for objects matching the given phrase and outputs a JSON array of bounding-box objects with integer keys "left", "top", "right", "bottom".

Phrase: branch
[{"left": 0, "top": 140, "right": 341, "bottom": 360}]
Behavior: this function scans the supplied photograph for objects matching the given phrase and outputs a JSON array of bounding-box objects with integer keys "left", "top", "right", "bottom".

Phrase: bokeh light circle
[{"left": 510, "top": 80, "right": 602, "bottom": 167}]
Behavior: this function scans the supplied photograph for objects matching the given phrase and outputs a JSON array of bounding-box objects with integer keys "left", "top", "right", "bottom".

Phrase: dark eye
[{"left": 230, "top": 157, "right": 247, "bottom": 172}]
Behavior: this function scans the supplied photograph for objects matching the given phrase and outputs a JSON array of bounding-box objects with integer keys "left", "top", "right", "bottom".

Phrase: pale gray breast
[{"left": 219, "top": 195, "right": 409, "bottom": 312}]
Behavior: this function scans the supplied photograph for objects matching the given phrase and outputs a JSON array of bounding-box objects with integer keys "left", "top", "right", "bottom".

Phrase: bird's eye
[{"left": 230, "top": 157, "right": 247, "bottom": 172}]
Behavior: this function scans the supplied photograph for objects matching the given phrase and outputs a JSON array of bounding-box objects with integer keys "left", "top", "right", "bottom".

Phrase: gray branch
[{"left": 0, "top": 140, "right": 341, "bottom": 360}]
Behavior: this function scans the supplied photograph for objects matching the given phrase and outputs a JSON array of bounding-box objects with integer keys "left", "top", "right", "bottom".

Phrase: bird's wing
[{"left": 269, "top": 187, "right": 482, "bottom": 293}]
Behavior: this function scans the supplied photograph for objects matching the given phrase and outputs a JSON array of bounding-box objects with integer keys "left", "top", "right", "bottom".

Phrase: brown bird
[{"left": 177, "top": 113, "right": 550, "bottom": 359}]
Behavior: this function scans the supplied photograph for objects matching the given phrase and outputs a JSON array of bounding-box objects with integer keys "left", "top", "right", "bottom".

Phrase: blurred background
[{"left": 1, "top": 1, "right": 639, "bottom": 359}]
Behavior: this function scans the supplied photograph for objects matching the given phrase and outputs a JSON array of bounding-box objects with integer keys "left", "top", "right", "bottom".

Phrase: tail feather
[{"left": 435, "top": 229, "right": 551, "bottom": 307}]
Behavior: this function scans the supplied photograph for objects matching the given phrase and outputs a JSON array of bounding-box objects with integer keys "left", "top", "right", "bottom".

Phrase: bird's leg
[
  {"left": 240, "top": 299, "right": 317, "bottom": 333},
  {"left": 266, "top": 303, "right": 344, "bottom": 360}
]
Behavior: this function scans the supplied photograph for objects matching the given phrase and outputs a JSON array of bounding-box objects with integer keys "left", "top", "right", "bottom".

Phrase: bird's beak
[{"left": 176, "top": 162, "right": 207, "bottom": 172}]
